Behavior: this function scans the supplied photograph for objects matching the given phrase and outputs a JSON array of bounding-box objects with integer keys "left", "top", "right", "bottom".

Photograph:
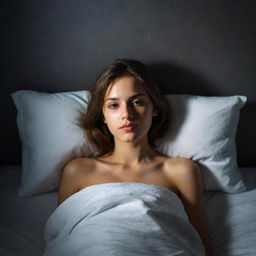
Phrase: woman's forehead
[{"left": 104, "top": 76, "right": 148, "bottom": 99}]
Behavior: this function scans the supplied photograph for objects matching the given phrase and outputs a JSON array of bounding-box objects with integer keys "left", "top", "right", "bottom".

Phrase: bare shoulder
[
  {"left": 58, "top": 157, "right": 97, "bottom": 205},
  {"left": 162, "top": 157, "right": 201, "bottom": 187},
  {"left": 62, "top": 157, "right": 96, "bottom": 175},
  {"left": 164, "top": 156, "right": 200, "bottom": 172}
]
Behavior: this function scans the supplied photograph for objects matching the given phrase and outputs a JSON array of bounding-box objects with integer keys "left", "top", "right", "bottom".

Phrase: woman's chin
[{"left": 116, "top": 133, "right": 147, "bottom": 144}]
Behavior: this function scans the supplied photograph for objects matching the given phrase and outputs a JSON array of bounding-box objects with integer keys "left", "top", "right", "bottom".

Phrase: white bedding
[
  {"left": 44, "top": 182, "right": 205, "bottom": 256},
  {"left": 0, "top": 165, "right": 256, "bottom": 256}
]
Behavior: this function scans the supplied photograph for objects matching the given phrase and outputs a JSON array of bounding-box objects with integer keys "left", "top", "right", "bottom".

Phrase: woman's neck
[{"left": 107, "top": 139, "right": 158, "bottom": 166}]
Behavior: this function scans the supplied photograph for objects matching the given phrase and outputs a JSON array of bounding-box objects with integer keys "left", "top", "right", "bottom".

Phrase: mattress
[{"left": 0, "top": 165, "right": 256, "bottom": 256}]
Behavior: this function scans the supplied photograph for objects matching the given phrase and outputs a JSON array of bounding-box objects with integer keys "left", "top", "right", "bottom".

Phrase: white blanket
[{"left": 44, "top": 182, "right": 205, "bottom": 256}]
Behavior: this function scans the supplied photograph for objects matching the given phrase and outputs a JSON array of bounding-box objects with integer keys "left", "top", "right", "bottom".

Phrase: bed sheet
[
  {"left": 0, "top": 165, "right": 57, "bottom": 256},
  {"left": 205, "top": 168, "right": 256, "bottom": 255},
  {"left": 0, "top": 165, "right": 256, "bottom": 256}
]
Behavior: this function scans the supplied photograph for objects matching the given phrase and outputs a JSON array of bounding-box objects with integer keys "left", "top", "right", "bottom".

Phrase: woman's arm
[
  {"left": 166, "top": 158, "right": 211, "bottom": 256},
  {"left": 58, "top": 159, "right": 81, "bottom": 206}
]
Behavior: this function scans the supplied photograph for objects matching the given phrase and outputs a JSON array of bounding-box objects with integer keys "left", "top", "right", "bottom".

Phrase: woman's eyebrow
[
  {"left": 104, "top": 93, "right": 146, "bottom": 102},
  {"left": 129, "top": 93, "right": 146, "bottom": 100}
]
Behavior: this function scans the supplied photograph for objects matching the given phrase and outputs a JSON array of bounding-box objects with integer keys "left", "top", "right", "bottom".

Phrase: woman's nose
[{"left": 122, "top": 104, "right": 134, "bottom": 120}]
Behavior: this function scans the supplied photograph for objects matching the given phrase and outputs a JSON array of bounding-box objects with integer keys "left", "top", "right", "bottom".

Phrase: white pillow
[
  {"left": 12, "top": 90, "right": 246, "bottom": 196},
  {"left": 156, "top": 94, "right": 247, "bottom": 193},
  {"left": 11, "top": 90, "right": 94, "bottom": 197}
]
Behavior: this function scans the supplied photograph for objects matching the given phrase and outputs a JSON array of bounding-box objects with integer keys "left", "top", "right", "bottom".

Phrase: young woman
[{"left": 58, "top": 59, "right": 211, "bottom": 255}]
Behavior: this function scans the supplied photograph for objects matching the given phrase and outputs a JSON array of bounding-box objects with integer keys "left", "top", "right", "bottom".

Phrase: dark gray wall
[{"left": 1, "top": 0, "right": 256, "bottom": 166}]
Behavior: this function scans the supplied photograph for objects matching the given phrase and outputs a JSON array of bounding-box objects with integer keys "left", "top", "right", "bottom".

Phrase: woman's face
[{"left": 102, "top": 75, "right": 157, "bottom": 144}]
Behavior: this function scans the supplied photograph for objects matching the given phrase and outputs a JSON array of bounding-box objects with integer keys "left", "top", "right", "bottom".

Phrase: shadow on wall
[
  {"left": 149, "top": 62, "right": 220, "bottom": 96},
  {"left": 236, "top": 102, "right": 256, "bottom": 166}
]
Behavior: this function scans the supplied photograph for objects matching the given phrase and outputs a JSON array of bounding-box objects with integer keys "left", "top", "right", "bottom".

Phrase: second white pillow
[{"left": 156, "top": 94, "right": 247, "bottom": 193}]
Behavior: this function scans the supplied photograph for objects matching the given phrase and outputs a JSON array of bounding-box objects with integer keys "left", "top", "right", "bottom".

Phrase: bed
[
  {"left": 1, "top": 165, "right": 256, "bottom": 255},
  {"left": 1, "top": 1, "right": 256, "bottom": 256}
]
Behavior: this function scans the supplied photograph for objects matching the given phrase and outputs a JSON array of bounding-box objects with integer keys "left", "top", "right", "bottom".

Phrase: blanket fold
[{"left": 44, "top": 182, "right": 205, "bottom": 256}]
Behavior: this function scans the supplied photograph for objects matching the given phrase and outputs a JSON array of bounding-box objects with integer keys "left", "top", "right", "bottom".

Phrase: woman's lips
[
  {"left": 122, "top": 126, "right": 136, "bottom": 131},
  {"left": 119, "top": 124, "right": 137, "bottom": 131}
]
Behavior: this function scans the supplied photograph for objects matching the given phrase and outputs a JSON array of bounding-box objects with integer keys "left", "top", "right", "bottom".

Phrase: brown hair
[{"left": 80, "top": 59, "right": 171, "bottom": 156}]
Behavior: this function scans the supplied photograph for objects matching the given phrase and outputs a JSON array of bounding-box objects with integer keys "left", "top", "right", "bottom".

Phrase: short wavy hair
[{"left": 79, "top": 59, "right": 171, "bottom": 156}]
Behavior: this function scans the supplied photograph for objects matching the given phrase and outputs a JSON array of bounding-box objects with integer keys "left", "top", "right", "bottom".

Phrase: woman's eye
[
  {"left": 133, "top": 100, "right": 145, "bottom": 106},
  {"left": 108, "top": 103, "right": 118, "bottom": 109}
]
